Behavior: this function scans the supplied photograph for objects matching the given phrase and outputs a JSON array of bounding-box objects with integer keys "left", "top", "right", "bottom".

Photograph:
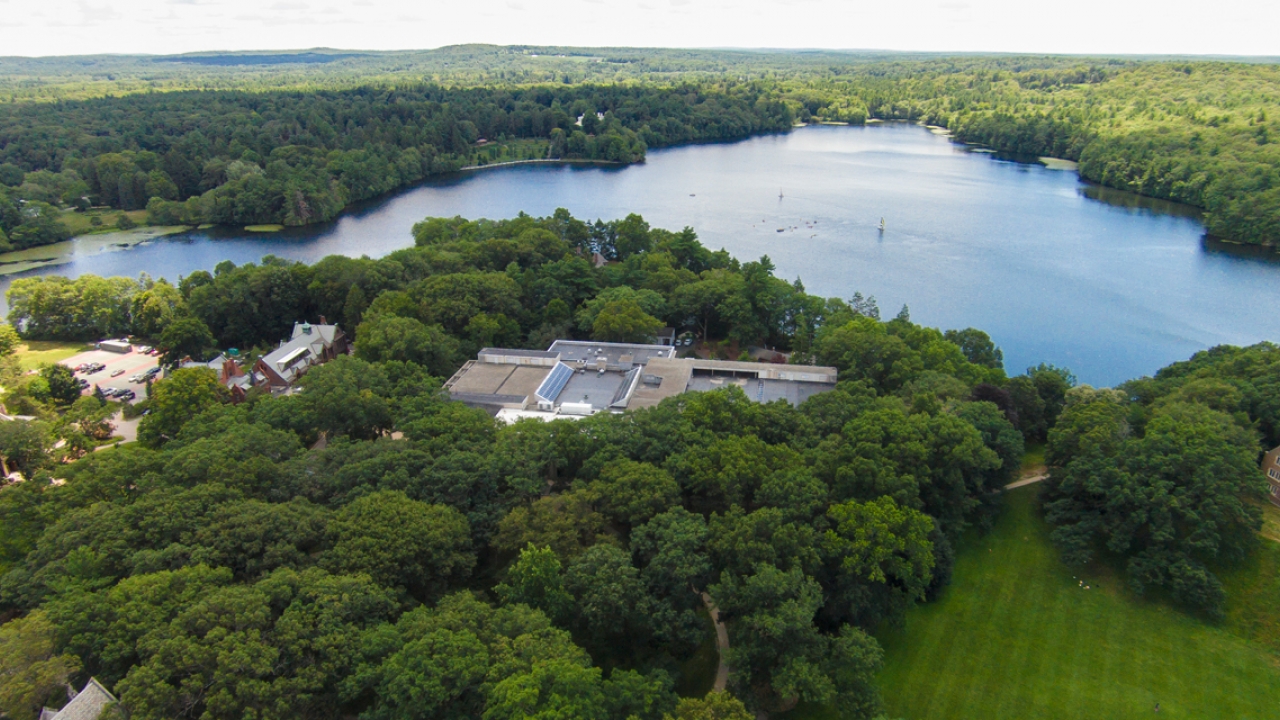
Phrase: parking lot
[{"left": 59, "top": 346, "right": 161, "bottom": 401}]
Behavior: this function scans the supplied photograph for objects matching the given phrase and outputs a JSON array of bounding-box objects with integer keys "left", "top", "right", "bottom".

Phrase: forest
[
  {"left": 0, "top": 48, "right": 1277, "bottom": 247},
  {"left": 0, "top": 83, "right": 790, "bottom": 247},
  {"left": 1, "top": 210, "right": 1274, "bottom": 720}
]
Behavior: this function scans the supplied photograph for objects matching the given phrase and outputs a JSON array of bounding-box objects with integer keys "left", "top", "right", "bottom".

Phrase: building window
[{"left": 1270, "top": 468, "right": 1280, "bottom": 481}]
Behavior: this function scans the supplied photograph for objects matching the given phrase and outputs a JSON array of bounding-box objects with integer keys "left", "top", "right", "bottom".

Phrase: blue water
[{"left": 5, "top": 124, "right": 1278, "bottom": 387}]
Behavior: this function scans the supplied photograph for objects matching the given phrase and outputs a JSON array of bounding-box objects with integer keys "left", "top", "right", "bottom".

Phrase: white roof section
[
  {"left": 260, "top": 322, "right": 340, "bottom": 384},
  {"left": 51, "top": 678, "right": 117, "bottom": 720}
]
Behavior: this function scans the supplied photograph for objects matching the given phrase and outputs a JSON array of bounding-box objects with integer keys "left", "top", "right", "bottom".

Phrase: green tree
[
  {"left": 293, "top": 355, "right": 394, "bottom": 441},
  {"left": 137, "top": 368, "right": 228, "bottom": 447},
  {"left": 588, "top": 458, "right": 680, "bottom": 526},
  {"left": 0, "top": 323, "right": 20, "bottom": 356},
  {"left": 1043, "top": 394, "right": 1262, "bottom": 617},
  {"left": 0, "top": 163, "right": 23, "bottom": 187},
  {"left": 494, "top": 491, "right": 612, "bottom": 559},
  {"left": 710, "top": 564, "right": 883, "bottom": 715},
  {"left": 823, "top": 497, "right": 936, "bottom": 602},
  {"left": 114, "top": 568, "right": 397, "bottom": 720},
  {"left": 158, "top": 315, "right": 215, "bottom": 367},
  {"left": 665, "top": 693, "right": 753, "bottom": 720},
  {"left": 41, "top": 363, "right": 81, "bottom": 405},
  {"left": 0, "top": 419, "right": 52, "bottom": 475},
  {"left": 943, "top": 328, "right": 1004, "bottom": 370},
  {"left": 0, "top": 611, "right": 83, "bottom": 720},
  {"left": 354, "top": 314, "right": 460, "bottom": 377},
  {"left": 591, "top": 299, "right": 665, "bottom": 343},
  {"left": 563, "top": 543, "right": 657, "bottom": 652},
  {"left": 494, "top": 543, "right": 572, "bottom": 622},
  {"left": 324, "top": 490, "right": 474, "bottom": 599},
  {"left": 130, "top": 281, "right": 184, "bottom": 339}
]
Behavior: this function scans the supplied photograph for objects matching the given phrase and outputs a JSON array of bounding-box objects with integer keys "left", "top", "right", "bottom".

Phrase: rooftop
[
  {"left": 445, "top": 339, "right": 837, "bottom": 421},
  {"left": 547, "top": 339, "right": 676, "bottom": 368}
]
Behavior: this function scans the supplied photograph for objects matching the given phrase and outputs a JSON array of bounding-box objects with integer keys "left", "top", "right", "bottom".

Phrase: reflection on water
[
  {"left": 1080, "top": 184, "right": 1204, "bottom": 220},
  {"left": 2, "top": 124, "right": 1278, "bottom": 387},
  {"left": 1200, "top": 236, "right": 1280, "bottom": 264}
]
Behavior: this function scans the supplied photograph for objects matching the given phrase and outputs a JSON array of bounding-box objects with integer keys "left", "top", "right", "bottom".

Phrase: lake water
[{"left": 5, "top": 123, "right": 1278, "bottom": 387}]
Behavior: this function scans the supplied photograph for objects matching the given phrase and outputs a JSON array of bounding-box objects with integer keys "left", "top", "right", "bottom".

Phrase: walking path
[
  {"left": 700, "top": 591, "right": 730, "bottom": 693},
  {"left": 1005, "top": 469, "right": 1048, "bottom": 490}
]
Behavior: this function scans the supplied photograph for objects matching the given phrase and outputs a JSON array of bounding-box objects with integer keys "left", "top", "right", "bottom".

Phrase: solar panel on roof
[{"left": 536, "top": 362, "right": 574, "bottom": 403}]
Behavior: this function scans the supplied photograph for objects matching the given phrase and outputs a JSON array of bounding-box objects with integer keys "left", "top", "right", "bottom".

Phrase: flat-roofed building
[{"left": 444, "top": 339, "right": 837, "bottom": 422}]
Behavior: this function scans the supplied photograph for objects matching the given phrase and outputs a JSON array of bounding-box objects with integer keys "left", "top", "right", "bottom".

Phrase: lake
[{"left": 4, "top": 123, "right": 1278, "bottom": 387}]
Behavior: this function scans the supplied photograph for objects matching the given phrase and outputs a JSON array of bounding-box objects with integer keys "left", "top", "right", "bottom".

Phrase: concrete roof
[
  {"left": 627, "top": 357, "right": 693, "bottom": 409},
  {"left": 479, "top": 348, "right": 560, "bottom": 359},
  {"left": 447, "top": 339, "right": 838, "bottom": 417},
  {"left": 548, "top": 340, "right": 675, "bottom": 367}
]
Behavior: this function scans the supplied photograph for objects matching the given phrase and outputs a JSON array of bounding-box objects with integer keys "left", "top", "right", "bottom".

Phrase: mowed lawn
[
  {"left": 15, "top": 340, "right": 95, "bottom": 371},
  {"left": 875, "top": 486, "right": 1280, "bottom": 720}
]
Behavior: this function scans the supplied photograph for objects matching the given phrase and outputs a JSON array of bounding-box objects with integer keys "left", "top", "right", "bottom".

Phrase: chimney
[{"left": 221, "top": 358, "right": 242, "bottom": 382}]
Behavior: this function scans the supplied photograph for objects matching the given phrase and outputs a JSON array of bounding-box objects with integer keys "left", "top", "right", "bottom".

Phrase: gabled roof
[
  {"left": 260, "top": 322, "right": 341, "bottom": 384},
  {"left": 51, "top": 678, "right": 117, "bottom": 720}
]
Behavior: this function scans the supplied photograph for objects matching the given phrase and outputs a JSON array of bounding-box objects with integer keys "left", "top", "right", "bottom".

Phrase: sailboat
[
  {"left": 779, "top": 188, "right": 784, "bottom": 200},
  {"left": 878, "top": 217, "right": 885, "bottom": 232}
]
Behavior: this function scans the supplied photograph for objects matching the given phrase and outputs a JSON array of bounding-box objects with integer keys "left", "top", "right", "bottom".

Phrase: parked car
[
  {"left": 110, "top": 368, "right": 125, "bottom": 377},
  {"left": 136, "top": 345, "right": 152, "bottom": 354},
  {"left": 115, "top": 389, "right": 137, "bottom": 401}
]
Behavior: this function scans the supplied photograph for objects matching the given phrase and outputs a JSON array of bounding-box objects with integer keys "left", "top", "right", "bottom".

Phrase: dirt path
[
  {"left": 700, "top": 591, "right": 730, "bottom": 693},
  {"left": 1005, "top": 469, "right": 1048, "bottom": 490}
]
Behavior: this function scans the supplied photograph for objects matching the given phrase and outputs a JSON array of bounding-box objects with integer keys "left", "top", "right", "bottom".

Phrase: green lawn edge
[{"left": 870, "top": 486, "right": 1280, "bottom": 720}]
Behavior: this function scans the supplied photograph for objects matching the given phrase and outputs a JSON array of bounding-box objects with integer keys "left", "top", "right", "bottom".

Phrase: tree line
[
  {"left": 0, "top": 83, "right": 792, "bottom": 244},
  {"left": 3, "top": 54, "right": 1277, "bottom": 247}
]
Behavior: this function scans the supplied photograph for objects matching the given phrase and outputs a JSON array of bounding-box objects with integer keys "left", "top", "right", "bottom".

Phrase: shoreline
[
  {"left": 458, "top": 158, "right": 623, "bottom": 171},
  {"left": 0, "top": 226, "right": 191, "bottom": 277}
]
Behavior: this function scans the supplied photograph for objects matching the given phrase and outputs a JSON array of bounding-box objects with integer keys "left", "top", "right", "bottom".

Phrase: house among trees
[
  {"left": 182, "top": 321, "right": 348, "bottom": 400},
  {"left": 1263, "top": 445, "right": 1280, "bottom": 507},
  {"left": 252, "top": 321, "right": 348, "bottom": 390},
  {"left": 39, "top": 678, "right": 117, "bottom": 720},
  {"left": 445, "top": 339, "right": 837, "bottom": 421}
]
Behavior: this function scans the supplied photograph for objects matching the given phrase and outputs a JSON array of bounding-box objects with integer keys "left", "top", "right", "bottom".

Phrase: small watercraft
[{"left": 878, "top": 217, "right": 885, "bottom": 232}]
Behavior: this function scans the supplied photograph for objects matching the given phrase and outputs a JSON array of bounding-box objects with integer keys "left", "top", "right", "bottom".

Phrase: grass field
[
  {"left": 58, "top": 208, "right": 148, "bottom": 236},
  {"left": 15, "top": 340, "right": 94, "bottom": 371},
  {"left": 872, "top": 486, "right": 1280, "bottom": 720},
  {"left": 1020, "top": 441, "right": 1046, "bottom": 473}
]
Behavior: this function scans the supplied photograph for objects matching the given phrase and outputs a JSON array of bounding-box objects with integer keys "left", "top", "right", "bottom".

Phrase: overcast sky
[{"left": 1, "top": 0, "right": 1276, "bottom": 58}]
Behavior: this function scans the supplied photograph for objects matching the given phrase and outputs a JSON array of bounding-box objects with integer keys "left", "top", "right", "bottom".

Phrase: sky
[{"left": 0, "top": 0, "right": 1277, "bottom": 58}]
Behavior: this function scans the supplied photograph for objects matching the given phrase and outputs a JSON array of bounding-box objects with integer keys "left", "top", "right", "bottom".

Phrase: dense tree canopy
[
  {"left": 1040, "top": 345, "right": 1279, "bottom": 617},
  {"left": 0, "top": 209, "right": 1264, "bottom": 718}
]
